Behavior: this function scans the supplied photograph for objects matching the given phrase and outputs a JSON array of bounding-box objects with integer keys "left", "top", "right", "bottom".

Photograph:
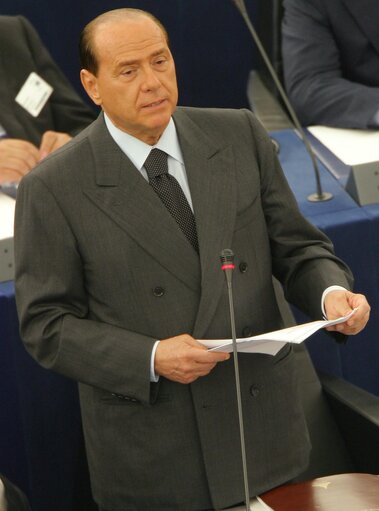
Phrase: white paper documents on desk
[
  {"left": 307, "top": 125, "right": 379, "bottom": 166},
  {"left": 225, "top": 496, "right": 273, "bottom": 510},
  {"left": 200, "top": 309, "right": 357, "bottom": 356},
  {"left": 0, "top": 192, "right": 16, "bottom": 282},
  {"left": 307, "top": 126, "right": 379, "bottom": 205}
]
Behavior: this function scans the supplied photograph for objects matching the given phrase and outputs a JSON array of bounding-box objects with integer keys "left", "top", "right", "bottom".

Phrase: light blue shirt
[
  {"left": 104, "top": 113, "right": 194, "bottom": 382},
  {"left": 104, "top": 113, "right": 193, "bottom": 210}
]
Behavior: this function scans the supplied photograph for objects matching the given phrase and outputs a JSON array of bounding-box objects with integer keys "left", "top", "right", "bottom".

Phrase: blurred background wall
[{"left": 0, "top": 0, "right": 260, "bottom": 109}]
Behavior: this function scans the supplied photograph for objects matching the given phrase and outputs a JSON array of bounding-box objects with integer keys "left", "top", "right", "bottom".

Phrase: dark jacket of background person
[
  {"left": 281, "top": 0, "right": 379, "bottom": 129},
  {"left": 0, "top": 15, "right": 95, "bottom": 145}
]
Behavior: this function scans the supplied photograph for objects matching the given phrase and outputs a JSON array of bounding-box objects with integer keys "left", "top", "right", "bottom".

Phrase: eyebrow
[{"left": 115, "top": 48, "right": 169, "bottom": 69}]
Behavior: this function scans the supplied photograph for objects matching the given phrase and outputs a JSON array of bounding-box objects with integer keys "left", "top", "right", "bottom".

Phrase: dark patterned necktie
[{"left": 144, "top": 148, "right": 199, "bottom": 253}]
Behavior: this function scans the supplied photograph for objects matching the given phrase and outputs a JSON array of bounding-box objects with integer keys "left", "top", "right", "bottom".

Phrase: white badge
[{"left": 15, "top": 72, "right": 53, "bottom": 117}]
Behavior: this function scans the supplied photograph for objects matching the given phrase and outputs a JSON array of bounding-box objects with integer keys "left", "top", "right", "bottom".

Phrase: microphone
[
  {"left": 231, "top": 0, "right": 333, "bottom": 203},
  {"left": 220, "top": 248, "right": 235, "bottom": 284},
  {"left": 220, "top": 249, "right": 251, "bottom": 511}
]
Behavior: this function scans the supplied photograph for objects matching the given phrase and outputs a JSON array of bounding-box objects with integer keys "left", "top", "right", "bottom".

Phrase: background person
[
  {"left": 0, "top": 15, "right": 96, "bottom": 184},
  {"left": 281, "top": 0, "right": 379, "bottom": 129}
]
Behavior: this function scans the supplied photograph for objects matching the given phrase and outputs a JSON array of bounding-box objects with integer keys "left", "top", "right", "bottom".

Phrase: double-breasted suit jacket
[
  {"left": 282, "top": 0, "right": 379, "bottom": 128},
  {"left": 0, "top": 15, "right": 95, "bottom": 144},
  {"left": 15, "top": 107, "right": 352, "bottom": 510}
]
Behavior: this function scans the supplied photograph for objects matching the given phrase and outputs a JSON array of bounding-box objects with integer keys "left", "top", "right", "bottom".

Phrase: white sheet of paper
[
  {"left": 0, "top": 192, "right": 15, "bottom": 239},
  {"left": 255, "top": 497, "right": 274, "bottom": 510},
  {"left": 223, "top": 496, "right": 273, "bottom": 510},
  {"left": 199, "top": 309, "right": 357, "bottom": 356},
  {"left": 308, "top": 125, "right": 379, "bottom": 166}
]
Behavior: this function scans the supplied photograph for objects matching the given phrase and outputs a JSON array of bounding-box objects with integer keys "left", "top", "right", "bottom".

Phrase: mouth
[{"left": 142, "top": 99, "right": 167, "bottom": 109}]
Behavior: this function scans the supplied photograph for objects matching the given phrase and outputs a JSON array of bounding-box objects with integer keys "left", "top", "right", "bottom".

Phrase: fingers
[
  {"left": 154, "top": 334, "right": 230, "bottom": 384},
  {"left": 325, "top": 290, "right": 371, "bottom": 335},
  {"left": 0, "top": 138, "right": 39, "bottom": 177},
  {"left": 345, "top": 295, "right": 370, "bottom": 332},
  {"left": 0, "top": 131, "right": 72, "bottom": 184},
  {"left": 0, "top": 132, "right": 72, "bottom": 183},
  {"left": 0, "top": 168, "right": 23, "bottom": 184},
  {"left": 39, "top": 131, "right": 71, "bottom": 159}
]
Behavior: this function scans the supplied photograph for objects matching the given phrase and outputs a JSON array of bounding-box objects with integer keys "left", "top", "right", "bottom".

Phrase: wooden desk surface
[{"left": 260, "top": 473, "right": 379, "bottom": 511}]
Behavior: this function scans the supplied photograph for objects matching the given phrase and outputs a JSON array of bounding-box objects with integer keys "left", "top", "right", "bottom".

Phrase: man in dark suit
[
  {"left": 282, "top": 0, "right": 379, "bottom": 128},
  {"left": 0, "top": 15, "right": 96, "bottom": 184},
  {"left": 14, "top": 8, "right": 370, "bottom": 511}
]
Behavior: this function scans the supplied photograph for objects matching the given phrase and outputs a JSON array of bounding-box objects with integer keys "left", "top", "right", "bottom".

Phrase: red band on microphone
[{"left": 221, "top": 264, "right": 235, "bottom": 271}]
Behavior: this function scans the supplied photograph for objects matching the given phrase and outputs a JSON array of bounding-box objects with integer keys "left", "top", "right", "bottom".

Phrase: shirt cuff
[
  {"left": 321, "top": 285, "right": 347, "bottom": 318},
  {"left": 150, "top": 340, "right": 160, "bottom": 382}
]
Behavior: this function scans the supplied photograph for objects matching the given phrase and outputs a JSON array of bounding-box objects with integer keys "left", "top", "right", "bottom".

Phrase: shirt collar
[{"left": 104, "top": 113, "right": 183, "bottom": 171}]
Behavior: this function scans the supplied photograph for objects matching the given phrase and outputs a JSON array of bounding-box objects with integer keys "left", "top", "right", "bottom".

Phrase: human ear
[{"left": 80, "top": 69, "right": 102, "bottom": 106}]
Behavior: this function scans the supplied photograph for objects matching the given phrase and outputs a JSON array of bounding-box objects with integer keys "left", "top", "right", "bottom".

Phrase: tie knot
[{"left": 144, "top": 148, "right": 168, "bottom": 179}]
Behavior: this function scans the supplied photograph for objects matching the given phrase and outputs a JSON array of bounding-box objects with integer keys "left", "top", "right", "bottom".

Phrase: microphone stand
[
  {"left": 220, "top": 249, "right": 251, "bottom": 511},
  {"left": 232, "top": 0, "right": 333, "bottom": 202}
]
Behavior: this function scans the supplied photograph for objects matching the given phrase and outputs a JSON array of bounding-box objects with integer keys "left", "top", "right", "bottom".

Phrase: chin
[{"left": 148, "top": 115, "right": 171, "bottom": 132}]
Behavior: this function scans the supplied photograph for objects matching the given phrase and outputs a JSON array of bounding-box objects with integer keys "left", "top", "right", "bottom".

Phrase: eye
[{"left": 153, "top": 57, "right": 169, "bottom": 69}]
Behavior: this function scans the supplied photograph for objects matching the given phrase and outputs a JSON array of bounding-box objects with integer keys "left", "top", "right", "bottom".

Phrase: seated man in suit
[
  {"left": 281, "top": 0, "right": 379, "bottom": 128},
  {"left": 14, "top": 8, "right": 370, "bottom": 511},
  {"left": 0, "top": 15, "right": 96, "bottom": 184}
]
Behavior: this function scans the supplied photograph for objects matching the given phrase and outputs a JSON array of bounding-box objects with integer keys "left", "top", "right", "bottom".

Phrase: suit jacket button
[
  {"left": 250, "top": 385, "right": 260, "bottom": 397},
  {"left": 242, "top": 326, "right": 253, "bottom": 337},
  {"left": 239, "top": 262, "right": 248, "bottom": 273},
  {"left": 153, "top": 286, "right": 165, "bottom": 297}
]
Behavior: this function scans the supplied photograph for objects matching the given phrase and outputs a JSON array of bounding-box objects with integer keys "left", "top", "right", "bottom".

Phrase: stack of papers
[
  {"left": 308, "top": 125, "right": 379, "bottom": 166},
  {"left": 200, "top": 310, "right": 356, "bottom": 356}
]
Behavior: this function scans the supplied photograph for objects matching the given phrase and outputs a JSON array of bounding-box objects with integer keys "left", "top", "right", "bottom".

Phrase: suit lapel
[
  {"left": 173, "top": 109, "right": 237, "bottom": 338},
  {"left": 343, "top": 0, "right": 379, "bottom": 56},
  {"left": 83, "top": 111, "right": 237, "bottom": 336},
  {"left": 82, "top": 116, "right": 200, "bottom": 292}
]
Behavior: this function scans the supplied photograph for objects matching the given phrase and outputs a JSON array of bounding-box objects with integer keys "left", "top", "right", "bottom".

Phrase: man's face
[{"left": 81, "top": 17, "right": 178, "bottom": 145}]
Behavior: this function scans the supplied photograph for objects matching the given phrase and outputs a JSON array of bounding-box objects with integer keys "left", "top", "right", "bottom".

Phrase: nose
[{"left": 141, "top": 66, "right": 161, "bottom": 92}]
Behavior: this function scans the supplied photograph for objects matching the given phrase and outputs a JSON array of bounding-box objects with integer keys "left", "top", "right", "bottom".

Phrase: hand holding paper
[
  {"left": 324, "top": 289, "right": 370, "bottom": 335},
  {"left": 200, "top": 309, "right": 358, "bottom": 356}
]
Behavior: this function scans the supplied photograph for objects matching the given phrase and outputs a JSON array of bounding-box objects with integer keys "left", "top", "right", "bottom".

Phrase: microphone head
[{"left": 220, "top": 249, "right": 235, "bottom": 270}]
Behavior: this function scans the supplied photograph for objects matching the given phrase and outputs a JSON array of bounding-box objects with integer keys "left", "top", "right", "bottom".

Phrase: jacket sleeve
[
  {"left": 243, "top": 109, "right": 354, "bottom": 320},
  {"left": 14, "top": 171, "right": 155, "bottom": 404}
]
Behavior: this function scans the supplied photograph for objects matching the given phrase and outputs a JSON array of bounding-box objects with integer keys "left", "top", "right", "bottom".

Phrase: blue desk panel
[
  {"left": 0, "top": 282, "right": 94, "bottom": 511},
  {"left": 272, "top": 130, "right": 379, "bottom": 396}
]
